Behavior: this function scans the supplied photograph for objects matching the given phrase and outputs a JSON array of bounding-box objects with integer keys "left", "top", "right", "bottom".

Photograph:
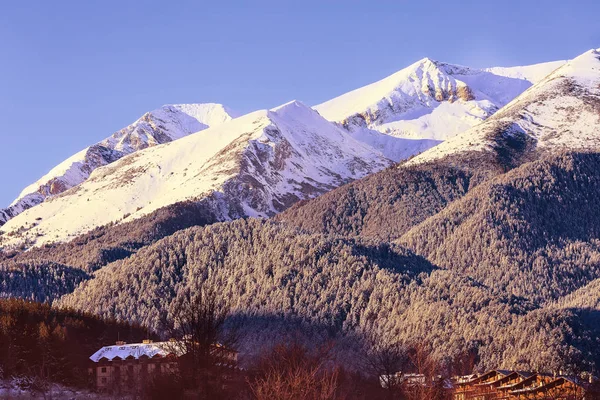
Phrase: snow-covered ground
[
  {"left": 0, "top": 377, "right": 106, "bottom": 399},
  {"left": 484, "top": 60, "right": 567, "bottom": 83}
]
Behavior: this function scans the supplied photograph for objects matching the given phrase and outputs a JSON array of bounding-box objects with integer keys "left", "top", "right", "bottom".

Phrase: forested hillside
[
  {"left": 0, "top": 298, "right": 150, "bottom": 386},
  {"left": 399, "top": 152, "right": 600, "bottom": 303},
  {"left": 3, "top": 151, "right": 600, "bottom": 376},
  {"left": 3, "top": 152, "right": 600, "bottom": 375},
  {"left": 277, "top": 160, "right": 482, "bottom": 242},
  {"left": 554, "top": 278, "right": 600, "bottom": 309},
  {"left": 275, "top": 144, "right": 540, "bottom": 242},
  {"left": 55, "top": 218, "right": 600, "bottom": 373},
  {"left": 57, "top": 219, "right": 436, "bottom": 339},
  {"left": 0, "top": 260, "right": 89, "bottom": 302}
]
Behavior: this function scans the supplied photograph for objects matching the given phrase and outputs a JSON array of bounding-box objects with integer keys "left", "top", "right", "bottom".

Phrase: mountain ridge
[
  {"left": 0, "top": 101, "right": 391, "bottom": 249},
  {"left": 0, "top": 55, "right": 569, "bottom": 229},
  {"left": 0, "top": 52, "right": 586, "bottom": 249},
  {"left": 314, "top": 57, "right": 565, "bottom": 141},
  {"left": 0, "top": 103, "right": 237, "bottom": 226},
  {"left": 407, "top": 48, "right": 600, "bottom": 166}
]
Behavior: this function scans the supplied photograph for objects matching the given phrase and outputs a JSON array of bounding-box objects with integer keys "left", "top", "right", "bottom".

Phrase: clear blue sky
[{"left": 1, "top": 0, "right": 599, "bottom": 207}]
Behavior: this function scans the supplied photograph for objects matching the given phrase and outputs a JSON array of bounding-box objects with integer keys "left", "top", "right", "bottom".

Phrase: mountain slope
[
  {"left": 407, "top": 49, "right": 600, "bottom": 166},
  {"left": 0, "top": 200, "right": 222, "bottom": 272},
  {"left": 55, "top": 218, "right": 533, "bottom": 369},
  {"left": 276, "top": 162, "right": 479, "bottom": 242},
  {"left": 399, "top": 152, "right": 600, "bottom": 303},
  {"left": 278, "top": 49, "right": 600, "bottom": 244},
  {"left": 54, "top": 218, "right": 599, "bottom": 372},
  {"left": 0, "top": 103, "right": 236, "bottom": 225},
  {"left": 0, "top": 56, "right": 570, "bottom": 226},
  {"left": 0, "top": 101, "right": 391, "bottom": 249},
  {"left": 312, "top": 57, "right": 565, "bottom": 163},
  {"left": 314, "top": 58, "right": 564, "bottom": 143}
]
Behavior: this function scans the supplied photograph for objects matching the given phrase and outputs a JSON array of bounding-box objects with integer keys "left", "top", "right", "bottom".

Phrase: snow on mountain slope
[
  {"left": 0, "top": 101, "right": 391, "bottom": 249},
  {"left": 0, "top": 103, "right": 236, "bottom": 226},
  {"left": 345, "top": 127, "right": 442, "bottom": 162},
  {"left": 407, "top": 49, "right": 600, "bottom": 166},
  {"left": 313, "top": 58, "right": 565, "bottom": 161},
  {"left": 484, "top": 60, "right": 567, "bottom": 83}
]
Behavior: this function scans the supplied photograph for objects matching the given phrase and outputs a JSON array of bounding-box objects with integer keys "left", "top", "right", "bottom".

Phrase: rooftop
[{"left": 89, "top": 340, "right": 185, "bottom": 362}]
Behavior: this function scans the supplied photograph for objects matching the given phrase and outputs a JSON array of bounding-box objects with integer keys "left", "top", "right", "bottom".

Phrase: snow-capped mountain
[
  {"left": 407, "top": 49, "right": 600, "bottom": 166},
  {"left": 0, "top": 103, "right": 236, "bottom": 226},
  {"left": 314, "top": 58, "right": 565, "bottom": 161},
  {"left": 0, "top": 54, "right": 577, "bottom": 247},
  {"left": 0, "top": 101, "right": 391, "bottom": 248}
]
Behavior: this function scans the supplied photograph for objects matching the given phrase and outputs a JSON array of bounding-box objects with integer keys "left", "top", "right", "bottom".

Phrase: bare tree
[
  {"left": 162, "top": 285, "right": 239, "bottom": 399},
  {"left": 249, "top": 341, "right": 340, "bottom": 400},
  {"left": 361, "top": 338, "right": 407, "bottom": 399},
  {"left": 402, "top": 342, "right": 448, "bottom": 400}
]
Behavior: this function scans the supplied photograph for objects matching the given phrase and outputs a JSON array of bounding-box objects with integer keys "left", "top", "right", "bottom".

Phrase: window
[
  {"left": 101, "top": 377, "right": 107, "bottom": 383},
  {"left": 101, "top": 367, "right": 106, "bottom": 373}
]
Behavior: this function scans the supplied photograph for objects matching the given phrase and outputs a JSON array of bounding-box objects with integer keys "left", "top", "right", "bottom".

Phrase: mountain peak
[
  {"left": 414, "top": 56, "right": 438, "bottom": 66},
  {"left": 155, "top": 103, "right": 238, "bottom": 128},
  {"left": 313, "top": 53, "right": 570, "bottom": 153},
  {"left": 551, "top": 48, "right": 600, "bottom": 82},
  {"left": 269, "top": 100, "right": 316, "bottom": 122},
  {"left": 0, "top": 102, "right": 237, "bottom": 226},
  {"left": 313, "top": 55, "right": 509, "bottom": 139},
  {"left": 407, "top": 48, "right": 600, "bottom": 168},
  {"left": 270, "top": 99, "right": 310, "bottom": 113}
]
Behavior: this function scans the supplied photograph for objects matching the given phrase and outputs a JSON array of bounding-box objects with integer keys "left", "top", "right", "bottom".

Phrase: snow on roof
[{"left": 89, "top": 341, "right": 185, "bottom": 362}]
